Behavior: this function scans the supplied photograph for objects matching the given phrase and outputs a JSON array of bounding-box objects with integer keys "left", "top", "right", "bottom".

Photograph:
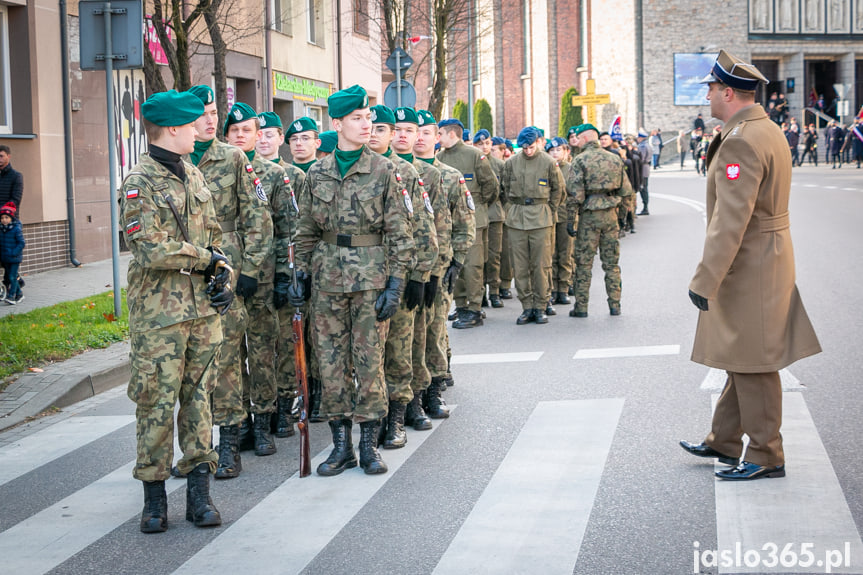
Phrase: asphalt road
[{"left": 0, "top": 162, "right": 861, "bottom": 575}]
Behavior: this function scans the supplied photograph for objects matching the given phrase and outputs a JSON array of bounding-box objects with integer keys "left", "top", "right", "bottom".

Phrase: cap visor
[{"left": 699, "top": 72, "right": 719, "bottom": 84}]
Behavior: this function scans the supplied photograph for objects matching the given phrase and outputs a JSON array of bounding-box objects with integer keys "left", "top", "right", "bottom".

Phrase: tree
[
  {"left": 452, "top": 99, "right": 468, "bottom": 127},
  {"left": 474, "top": 99, "right": 493, "bottom": 133},
  {"left": 144, "top": 0, "right": 213, "bottom": 93},
  {"left": 559, "top": 87, "right": 583, "bottom": 137}
]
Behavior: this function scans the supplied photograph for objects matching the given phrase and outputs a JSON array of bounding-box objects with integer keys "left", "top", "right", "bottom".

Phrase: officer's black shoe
[
  {"left": 238, "top": 414, "right": 256, "bottom": 452},
  {"left": 185, "top": 463, "right": 222, "bottom": 527},
  {"left": 252, "top": 415, "right": 277, "bottom": 456},
  {"left": 273, "top": 396, "right": 295, "bottom": 438},
  {"left": 452, "top": 309, "right": 483, "bottom": 329},
  {"left": 569, "top": 309, "right": 588, "bottom": 318},
  {"left": 215, "top": 425, "right": 242, "bottom": 479},
  {"left": 383, "top": 401, "right": 407, "bottom": 449},
  {"left": 448, "top": 307, "right": 463, "bottom": 321},
  {"left": 170, "top": 465, "right": 187, "bottom": 479},
  {"left": 359, "top": 421, "right": 388, "bottom": 475},
  {"left": 489, "top": 294, "right": 504, "bottom": 308},
  {"left": 425, "top": 377, "right": 451, "bottom": 419},
  {"left": 715, "top": 461, "right": 786, "bottom": 481},
  {"left": 309, "top": 377, "right": 325, "bottom": 422},
  {"left": 545, "top": 303, "right": 556, "bottom": 316},
  {"left": 318, "top": 419, "right": 358, "bottom": 476},
  {"left": 405, "top": 391, "right": 433, "bottom": 430},
  {"left": 678, "top": 440, "right": 739, "bottom": 466},
  {"left": 609, "top": 304, "right": 621, "bottom": 316},
  {"left": 638, "top": 209, "right": 650, "bottom": 216},
  {"left": 516, "top": 309, "right": 535, "bottom": 325},
  {"left": 534, "top": 309, "right": 549, "bottom": 324},
  {"left": 140, "top": 480, "right": 168, "bottom": 533},
  {"left": 499, "top": 288, "right": 513, "bottom": 300},
  {"left": 568, "top": 285, "right": 574, "bottom": 296},
  {"left": 555, "top": 292, "right": 571, "bottom": 305}
]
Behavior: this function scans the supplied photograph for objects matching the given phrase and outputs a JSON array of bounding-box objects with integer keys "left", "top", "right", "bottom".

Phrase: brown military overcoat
[{"left": 690, "top": 105, "right": 821, "bottom": 372}]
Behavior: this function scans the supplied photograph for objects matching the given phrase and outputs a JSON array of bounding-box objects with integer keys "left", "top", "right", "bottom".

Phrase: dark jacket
[
  {"left": 0, "top": 164, "right": 23, "bottom": 211},
  {"left": 0, "top": 218, "right": 25, "bottom": 264},
  {"left": 785, "top": 130, "right": 799, "bottom": 148}
]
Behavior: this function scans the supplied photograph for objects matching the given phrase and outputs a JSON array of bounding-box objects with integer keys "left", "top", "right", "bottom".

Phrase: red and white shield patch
[{"left": 726, "top": 164, "right": 740, "bottom": 180}]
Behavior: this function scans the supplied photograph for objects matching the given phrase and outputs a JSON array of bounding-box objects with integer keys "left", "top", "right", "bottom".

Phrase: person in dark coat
[
  {"left": 830, "top": 123, "right": 845, "bottom": 168},
  {"left": 0, "top": 145, "right": 23, "bottom": 215}
]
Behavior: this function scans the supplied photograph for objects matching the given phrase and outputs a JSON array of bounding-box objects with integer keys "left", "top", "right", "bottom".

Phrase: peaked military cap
[
  {"left": 699, "top": 49, "right": 768, "bottom": 91},
  {"left": 417, "top": 109, "right": 436, "bottom": 126},
  {"left": 637, "top": 128, "right": 648, "bottom": 138},
  {"left": 438, "top": 118, "right": 465, "bottom": 130},
  {"left": 370, "top": 105, "right": 396, "bottom": 125},
  {"left": 286, "top": 116, "right": 318, "bottom": 137},
  {"left": 187, "top": 85, "right": 215, "bottom": 106},
  {"left": 223, "top": 102, "right": 258, "bottom": 135},
  {"left": 573, "top": 123, "right": 599, "bottom": 136},
  {"left": 142, "top": 90, "right": 205, "bottom": 127},
  {"left": 258, "top": 112, "right": 283, "bottom": 130},
  {"left": 395, "top": 107, "right": 419, "bottom": 124},
  {"left": 473, "top": 129, "right": 491, "bottom": 143},
  {"left": 328, "top": 84, "right": 369, "bottom": 118},
  {"left": 517, "top": 126, "right": 540, "bottom": 147},
  {"left": 318, "top": 130, "right": 338, "bottom": 153}
]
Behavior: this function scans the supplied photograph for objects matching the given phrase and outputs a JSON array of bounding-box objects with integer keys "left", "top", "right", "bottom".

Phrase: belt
[
  {"left": 219, "top": 219, "right": 237, "bottom": 233},
  {"left": 509, "top": 197, "right": 548, "bottom": 205},
  {"left": 759, "top": 212, "right": 790, "bottom": 233},
  {"left": 321, "top": 232, "right": 383, "bottom": 247},
  {"left": 585, "top": 190, "right": 614, "bottom": 196}
]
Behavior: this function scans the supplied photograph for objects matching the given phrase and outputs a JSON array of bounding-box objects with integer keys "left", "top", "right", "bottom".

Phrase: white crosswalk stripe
[{"left": 573, "top": 344, "right": 680, "bottom": 359}]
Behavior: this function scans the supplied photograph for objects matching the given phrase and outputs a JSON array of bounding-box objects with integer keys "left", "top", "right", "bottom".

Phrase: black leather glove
[
  {"left": 235, "top": 274, "right": 258, "bottom": 298},
  {"left": 287, "top": 270, "right": 311, "bottom": 308},
  {"left": 203, "top": 247, "right": 230, "bottom": 282},
  {"left": 207, "top": 283, "right": 234, "bottom": 315},
  {"left": 424, "top": 275, "right": 439, "bottom": 308},
  {"left": 404, "top": 279, "right": 425, "bottom": 311},
  {"left": 375, "top": 276, "right": 405, "bottom": 321},
  {"left": 273, "top": 272, "right": 292, "bottom": 310},
  {"left": 689, "top": 290, "right": 709, "bottom": 311},
  {"left": 442, "top": 260, "right": 463, "bottom": 294},
  {"left": 566, "top": 220, "right": 577, "bottom": 237}
]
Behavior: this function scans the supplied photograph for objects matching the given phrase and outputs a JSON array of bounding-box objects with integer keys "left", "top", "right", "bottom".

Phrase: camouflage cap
[
  {"left": 318, "top": 130, "right": 338, "bottom": 153},
  {"left": 258, "top": 112, "right": 283, "bottom": 130},
  {"left": 370, "top": 105, "right": 396, "bottom": 125},
  {"left": 328, "top": 84, "right": 369, "bottom": 118},
  {"left": 142, "top": 90, "right": 205, "bottom": 127},
  {"left": 223, "top": 102, "right": 258, "bottom": 135},
  {"left": 286, "top": 116, "right": 318, "bottom": 137},
  {"left": 395, "top": 107, "right": 419, "bottom": 124},
  {"left": 416, "top": 110, "right": 437, "bottom": 127},
  {"left": 187, "top": 85, "right": 215, "bottom": 106}
]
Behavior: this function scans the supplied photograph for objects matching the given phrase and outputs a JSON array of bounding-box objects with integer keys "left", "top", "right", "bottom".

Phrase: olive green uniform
[
  {"left": 551, "top": 158, "right": 573, "bottom": 293},
  {"left": 484, "top": 155, "right": 507, "bottom": 294}
]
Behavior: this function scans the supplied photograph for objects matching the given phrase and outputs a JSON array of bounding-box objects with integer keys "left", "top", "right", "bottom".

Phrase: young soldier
[
  {"left": 490, "top": 136, "right": 513, "bottom": 299},
  {"left": 287, "top": 116, "right": 321, "bottom": 174},
  {"left": 547, "top": 137, "right": 574, "bottom": 305},
  {"left": 121, "top": 90, "right": 233, "bottom": 532},
  {"left": 473, "top": 129, "right": 505, "bottom": 309},
  {"left": 288, "top": 86, "right": 416, "bottom": 476}
]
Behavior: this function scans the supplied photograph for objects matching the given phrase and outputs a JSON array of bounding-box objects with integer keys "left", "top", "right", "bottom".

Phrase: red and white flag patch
[
  {"left": 726, "top": 164, "right": 740, "bottom": 180},
  {"left": 126, "top": 189, "right": 139, "bottom": 199}
]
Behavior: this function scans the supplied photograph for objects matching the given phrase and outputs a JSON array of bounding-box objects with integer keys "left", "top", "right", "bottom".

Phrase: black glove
[
  {"left": 273, "top": 273, "right": 292, "bottom": 310},
  {"left": 375, "top": 276, "right": 404, "bottom": 321},
  {"left": 235, "top": 274, "right": 258, "bottom": 298},
  {"left": 442, "top": 260, "right": 463, "bottom": 294},
  {"left": 203, "top": 247, "right": 230, "bottom": 282},
  {"left": 404, "top": 279, "right": 425, "bottom": 311},
  {"left": 207, "top": 283, "right": 234, "bottom": 315},
  {"left": 566, "top": 220, "right": 577, "bottom": 237},
  {"left": 689, "top": 290, "right": 709, "bottom": 311},
  {"left": 287, "top": 270, "right": 311, "bottom": 308},
  {"left": 424, "top": 275, "right": 439, "bottom": 308}
]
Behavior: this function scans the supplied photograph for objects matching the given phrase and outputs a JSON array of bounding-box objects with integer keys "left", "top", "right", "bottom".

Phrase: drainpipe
[
  {"left": 635, "top": 0, "right": 644, "bottom": 129},
  {"left": 59, "top": 0, "right": 81, "bottom": 267}
]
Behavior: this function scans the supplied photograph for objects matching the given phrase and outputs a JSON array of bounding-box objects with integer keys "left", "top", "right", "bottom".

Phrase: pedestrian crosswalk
[{"left": 0, "top": 388, "right": 861, "bottom": 574}]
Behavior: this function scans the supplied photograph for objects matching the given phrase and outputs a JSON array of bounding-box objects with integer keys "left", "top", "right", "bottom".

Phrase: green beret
[
  {"left": 370, "top": 105, "right": 395, "bottom": 125},
  {"left": 573, "top": 123, "right": 599, "bottom": 136},
  {"left": 567, "top": 126, "right": 578, "bottom": 136},
  {"left": 328, "top": 84, "right": 369, "bottom": 119},
  {"left": 395, "top": 107, "right": 419, "bottom": 124},
  {"left": 141, "top": 90, "right": 205, "bottom": 127},
  {"left": 258, "top": 112, "right": 283, "bottom": 130},
  {"left": 187, "top": 85, "right": 215, "bottom": 106},
  {"left": 223, "top": 102, "right": 258, "bottom": 135},
  {"left": 416, "top": 109, "right": 436, "bottom": 127},
  {"left": 318, "top": 130, "right": 338, "bottom": 153},
  {"left": 286, "top": 116, "right": 318, "bottom": 137}
]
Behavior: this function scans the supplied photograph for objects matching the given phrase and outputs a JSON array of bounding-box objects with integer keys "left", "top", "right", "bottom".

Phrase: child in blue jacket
[{"left": 1, "top": 201, "right": 25, "bottom": 304}]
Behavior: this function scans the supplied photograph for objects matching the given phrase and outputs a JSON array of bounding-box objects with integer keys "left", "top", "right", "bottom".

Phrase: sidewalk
[{"left": 0, "top": 254, "right": 133, "bottom": 432}]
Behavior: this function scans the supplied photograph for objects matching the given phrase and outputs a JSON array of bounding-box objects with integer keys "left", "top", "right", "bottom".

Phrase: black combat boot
[
  {"left": 185, "top": 463, "right": 222, "bottom": 527},
  {"left": 534, "top": 308, "right": 549, "bottom": 324},
  {"left": 238, "top": 413, "right": 256, "bottom": 452},
  {"left": 516, "top": 309, "right": 535, "bottom": 325},
  {"left": 405, "top": 391, "right": 433, "bottom": 430},
  {"left": 499, "top": 287, "right": 513, "bottom": 299},
  {"left": 383, "top": 401, "right": 408, "bottom": 449},
  {"left": 272, "top": 395, "right": 295, "bottom": 438},
  {"left": 317, "top": 419, "right": 358, "bottom": 476},
  {"left": 448, "top": 307, "right": 463, "bottom": 321},
  {"left": 452, "top": 309, "right": 483, "bottom": 329},
  {"left": 555, "top": 291, "right": 571, "bottom": 305},
  {"left": 253, "top": 413, "right": 277, "bottom": 456},
  {"left": 309, "top": 377, "right": 325, "bottom": 422},
  {"left": 425, "top": 377, "right": 451, "bottom": 419},
  {"left": 489, "top": 293, "right": 504, "bottom": 308},
  {"left": 140, "top": 480, "right": 168, "bottom": 533},
  {"left": 215, "top": 425, "right": 242, "bottom": 479},
  {"left": 358, "top": 421, "right": 388, "bottom": 475},
  {"left": 609, "top": 303, "right": 621, "bottom": 316},
  {"left": 545, "top": 300, "right": 557, "bottom": 316}
]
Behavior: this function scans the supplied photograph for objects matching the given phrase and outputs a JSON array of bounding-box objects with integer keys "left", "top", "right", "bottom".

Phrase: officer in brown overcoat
[{"left": 679, "top": 51, "right": 821, "bottom": 481}]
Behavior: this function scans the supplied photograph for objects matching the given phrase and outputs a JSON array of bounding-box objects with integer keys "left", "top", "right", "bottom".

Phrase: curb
[{"left": 0, "top": 341, "right": 131, "bottom": 433}]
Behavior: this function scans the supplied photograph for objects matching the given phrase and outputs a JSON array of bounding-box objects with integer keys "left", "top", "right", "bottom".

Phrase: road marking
[
  {"left": 713, "top": 393, "right": 863, "bottom": 573},
  {"left": 824, "top": 185, "right": 838, "bottom": 189},
  {"left": 432, "top": 399, "right": 624, "bottom": 575},
  {"left": 700, "top": 367, "right": 803, "bottom": 392},
  {"left": 573, "top": 344, "right": 680, "bottom": 359},
  {"left": 650, "top": 192, "right": 707, "bottom": 223},
  {"left": 842, "top": 187, "right": 858, "bottom": 191},
  {"left": 0, "top": 415, "right": 135, "bottom": 487},
  {"left": 174, "top": 416, "right": 452, "bottom": 575},
  {"left": 803, "top": 184, "right": 819, "bottom": 187},
  {"left": 452, "top": 352, "right": 543, "bottom": 364}
]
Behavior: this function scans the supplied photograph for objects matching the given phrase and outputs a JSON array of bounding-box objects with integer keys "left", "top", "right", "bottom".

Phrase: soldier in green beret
[
  {"left": 286, "top": 116, "right": 321, "bottom": 174},
  {"left": 121, "top": 90, "right": 233, "bottom": 533},
  {"left": 317, "top": 131, "right": 338, "bottom": 156},
  {"left": 288, "top": 85, "right": 416, "bottom": 476}
]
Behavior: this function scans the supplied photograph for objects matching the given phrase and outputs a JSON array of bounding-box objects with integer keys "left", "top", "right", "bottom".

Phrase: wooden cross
[{"left": 571, "top": 79, "right": 610, "bottom": 126}]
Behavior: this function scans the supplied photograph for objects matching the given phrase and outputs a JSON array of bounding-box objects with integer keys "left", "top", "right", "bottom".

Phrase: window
[
  {"left": 0, "top": 6, "right": 11, "bottom": 134},
  {"left": 304, "top": 105, "right": 323, "bottom": 131},
  {"left": 307, "top": 0, "right": 324, "bottom": 46},
  {"left": 353, "top": 0, "right": 369, "bottom": 37},
  {"left": 271, "top": 0, "right": 293, "bottom": 35}
]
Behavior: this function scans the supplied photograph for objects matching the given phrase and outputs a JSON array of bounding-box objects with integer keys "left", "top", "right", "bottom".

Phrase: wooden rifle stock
[{"left": 289, "top": 243, "right": 312, "bottom": 477}]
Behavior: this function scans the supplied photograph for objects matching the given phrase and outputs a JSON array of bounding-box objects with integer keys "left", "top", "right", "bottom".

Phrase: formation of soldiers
[{"left": 120, "top": 84, "right": 637, "bottom": 534}]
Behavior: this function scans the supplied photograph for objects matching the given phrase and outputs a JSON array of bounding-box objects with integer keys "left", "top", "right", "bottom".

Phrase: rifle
[{"left": 289, "top": 241, "right": 311, "bottom": 477}]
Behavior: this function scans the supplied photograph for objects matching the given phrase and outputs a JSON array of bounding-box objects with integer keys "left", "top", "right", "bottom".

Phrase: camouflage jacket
[
  {"left": 295, "top": 146, "right": 416, "bottom": 293},
  {"left": 436, "top": 140, "right": 498, "bottom": 229},
  {"left": 434, "top": 159, "right": 476, "bottom": 266},
  {"left": 487, "top": 155, "right": 505, "bottom": 223},
  {"left": 566, "top": 141, "right": 633, "bottom": 220},
  {"left": 274, "top": 159, "right": 304, "bottom": 276},
  {"left": 120, "top": 154, "right": 222, "bottom": 332},
  {"left": 554, "top": 159, "right": 570, "bottom": 223},
  {"left": 501, "top": 151, "right": 564, "bottom": 231},
  {"left": 278, "top": 158, "right": 307, "bottom": 193},
  {"left": 251, "top": 153, "right": 294, "bottom": 283},
  {"left": 187, "top": 139, "right": 273, "bottom": 280},
  {"left": 413, "top": 159, "right": 448, "bottom": 277},
  {"left": 389, "top": 153, "right": 437, "bottom": 283}
]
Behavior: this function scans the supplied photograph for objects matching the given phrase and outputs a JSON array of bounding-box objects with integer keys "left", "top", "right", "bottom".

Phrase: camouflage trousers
[
  {"left": 242, "top": 283, "right": 277, "bottom": 415},
  {"left": 411, "top": 302, "right": 430, "bottom": 393},
  {"left": 455, "top": 225, "right": 488, "bottom": 312},
  {"left": 551, "top": 221, "right": 575, "bottom": 293},
  {"left": 210, "top": 292, "right": 248, "bottom": 426},
  {"left": 312, "top": 288, "right": 389, "bottom": 423},
  {"left": 128, "top": 317, "right": 222, "bottom": 482},
  {"left": 509, "top": 226, "right": 553, "bottom": 310},
  {"left": 384, "top": 302, "right": 417, "bottom": 404},
  {"left": 500, "top": 225, "right": 513, "bottom": 285},
  {"left": 574, "top": 208, "right": 621, "bottom": 312},
  {"left": 484, "top": 220, "right": 504, "bottom": 291},
  {"left": 426, "top": 288, "right": 451, "bottom": 379}
]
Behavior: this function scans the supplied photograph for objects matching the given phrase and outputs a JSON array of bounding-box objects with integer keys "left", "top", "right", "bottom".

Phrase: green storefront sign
[{"left": 273, "top": 72, "right": 332, "bottom": 104}]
